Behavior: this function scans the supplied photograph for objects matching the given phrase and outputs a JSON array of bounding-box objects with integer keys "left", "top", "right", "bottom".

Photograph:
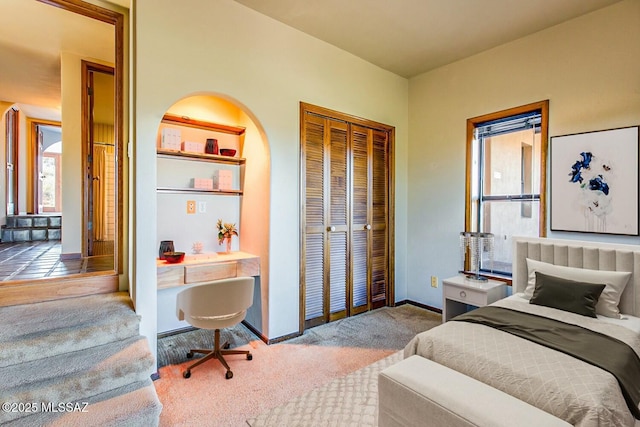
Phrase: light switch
[{"left": 198, "top": 201, "right": 206, "bottom": 213}]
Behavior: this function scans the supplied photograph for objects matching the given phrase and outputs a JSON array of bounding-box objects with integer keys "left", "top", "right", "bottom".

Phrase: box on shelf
[
  {"left": 192, "top": 178, "right": 214, "bottom": 190},
  {"left": 161, "top": 128, "right": 181, "bottom": 150},
  {"left": 181, "top": 141, "right": 205, "bottom": 153},
  {"left": 213, "top": 170, "right": 233, "bottom": 190}
]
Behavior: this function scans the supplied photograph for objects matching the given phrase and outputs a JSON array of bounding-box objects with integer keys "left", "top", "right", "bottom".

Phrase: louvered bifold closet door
[
  {"left": 327, "top": 120, "right": 349, "bottom": 322},
  {"left": 350, "top": 125, "right": 371, "bottom": 315},
  {"left": 302, "top": 114, "right": 327, "bottom": 326},
  {"left": 371, "top": 129, "right": 389, "bottom": 307},
  {"left": 302, "top": 103, "right": 393, "bottom": 330},
  {"left": 302, "top": 113, "right": 349, "bottom": 327}
]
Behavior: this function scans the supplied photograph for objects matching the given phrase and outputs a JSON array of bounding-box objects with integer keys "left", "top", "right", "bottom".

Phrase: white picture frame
[{"left": 550, "top": 126, "right": 639, "bottom": 235}]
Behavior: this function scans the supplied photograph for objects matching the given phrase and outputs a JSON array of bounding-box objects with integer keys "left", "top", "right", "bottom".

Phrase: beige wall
[
  {"left": 60, "top": 52, "right": 83, "bottom": 255},
  {"left": 406, "top": 0, "right": 640, "bottom": 308},
  {"left": 133, "top": 0, "right": 409, "bottom": 351}
]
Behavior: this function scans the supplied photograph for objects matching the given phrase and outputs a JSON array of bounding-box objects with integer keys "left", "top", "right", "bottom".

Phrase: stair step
[
  {"left": 0, "top": 292, "right": 139, "bottom": 368},
  {"left": 0, "top": 336, "right": 156, "bottom": 424},
  {"left": 5, "top": 215, "right": 61, "bottom": 229},
  {"left": 1, "top": 227, "right": 61, "bottom": 242},
  {"left": 5, "top": 379, "right": 162, "bottom": 427},
  {"left": 2, "top": 215, "right": 62, "bottom": 242}
]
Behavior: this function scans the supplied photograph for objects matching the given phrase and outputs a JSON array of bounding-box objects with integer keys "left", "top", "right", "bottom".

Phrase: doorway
[
  {"left": 82, "top": 61, "right": 115, "bottom": 257},
  {"left": 29, "top": 120, "right": 62, "bottom": 214},
  {"left": 0, "top": 0, "right": 124, "bottom": 295}
]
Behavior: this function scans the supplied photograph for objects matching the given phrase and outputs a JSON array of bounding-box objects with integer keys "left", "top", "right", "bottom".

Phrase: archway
[{"left": 155, "top": 94, "right": 271, "bottom": 338}]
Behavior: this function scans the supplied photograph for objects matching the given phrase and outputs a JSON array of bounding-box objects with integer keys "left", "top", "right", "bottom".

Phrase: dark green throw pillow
[{"left": 530, "top": 272, "right": 605, "bottom": 318}]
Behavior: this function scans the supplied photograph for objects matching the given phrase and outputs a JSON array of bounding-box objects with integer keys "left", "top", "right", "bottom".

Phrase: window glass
[{"left": 466, "top": 102, "right": 548, "bottom": 277}]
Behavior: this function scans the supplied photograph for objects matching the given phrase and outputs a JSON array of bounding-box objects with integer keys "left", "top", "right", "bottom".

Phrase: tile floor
[{"left": 0, "top": 241, "right": 114, "bottom": 281}]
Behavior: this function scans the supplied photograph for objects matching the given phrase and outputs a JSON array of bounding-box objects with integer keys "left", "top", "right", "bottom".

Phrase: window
[
  {"left": 42, "top": 141, "right": 62, "bottom": 212},
  {"left": 466, "top": 101, "right": 549, "bottom": 276},
  {"left": 5, "top": 108, "right": 18, "bottom": 215}
]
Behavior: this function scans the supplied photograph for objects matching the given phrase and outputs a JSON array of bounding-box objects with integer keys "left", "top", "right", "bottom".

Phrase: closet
[{"left": 300, "top": 103, "right": 394, "bottom": 330}]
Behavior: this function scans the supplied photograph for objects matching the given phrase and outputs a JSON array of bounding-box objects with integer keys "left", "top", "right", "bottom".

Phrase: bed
[{"left": 403, "top": 236, "right": 640, "bottom": 427}]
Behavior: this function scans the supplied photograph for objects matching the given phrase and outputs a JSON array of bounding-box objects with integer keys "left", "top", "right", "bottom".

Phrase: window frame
[{"left": 465, "top": 100, "right": 549, "bottom": 279}]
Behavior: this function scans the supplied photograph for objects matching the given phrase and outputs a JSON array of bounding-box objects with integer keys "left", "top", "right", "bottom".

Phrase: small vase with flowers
[{"left": 217, "top": 219, "right": 238, "bottom": 254}]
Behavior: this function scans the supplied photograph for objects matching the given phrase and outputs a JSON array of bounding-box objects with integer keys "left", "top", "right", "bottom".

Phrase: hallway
[{"left": 0, "top": 241, "right": 113, "bottom": 281}]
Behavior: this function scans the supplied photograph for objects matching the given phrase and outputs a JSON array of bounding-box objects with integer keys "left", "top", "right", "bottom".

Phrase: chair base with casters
[{"left": 182, "top": 328, "right": 252, "bottom": 380}]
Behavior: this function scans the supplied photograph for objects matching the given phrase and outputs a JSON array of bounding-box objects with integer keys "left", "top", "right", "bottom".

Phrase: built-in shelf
[
  {"left": 157, "top": 148, "right": 246, "bottom": 165},
  {"left": 162, "top": 113, "right": 246, "bottom": 135},
  {"left": 156, "top": 187, "right": 243, "bottom": 196}
]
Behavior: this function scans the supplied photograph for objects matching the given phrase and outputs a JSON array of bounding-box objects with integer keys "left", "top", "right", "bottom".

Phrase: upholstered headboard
[{"left": 513, "top": 236, "right": 640, "bottom": 316}]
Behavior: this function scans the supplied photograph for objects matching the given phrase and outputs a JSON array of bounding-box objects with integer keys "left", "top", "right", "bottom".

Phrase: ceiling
[
  {"left": 234, "top": 0, "right": 623, "bottom": 78},
  {"left": 0, "top": 0, "right": 623, "bottom": 120},
  {"left": 0, "top": 0, "right": 115, "bottom": 120}
]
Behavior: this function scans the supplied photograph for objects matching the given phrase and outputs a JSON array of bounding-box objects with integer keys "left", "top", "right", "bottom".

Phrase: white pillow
[{"left": 525, "top": 258, "right": 631, "bottom": 319}]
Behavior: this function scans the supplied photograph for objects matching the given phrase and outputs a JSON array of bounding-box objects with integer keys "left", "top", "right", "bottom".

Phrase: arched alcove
[{"left": 155, "top": 94, "right": 271, "bottom": 337}]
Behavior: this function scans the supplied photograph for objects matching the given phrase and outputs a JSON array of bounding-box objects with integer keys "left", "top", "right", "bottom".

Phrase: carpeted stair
[{"left": 0, "top": 292, "right": 162, "bottom": 426}]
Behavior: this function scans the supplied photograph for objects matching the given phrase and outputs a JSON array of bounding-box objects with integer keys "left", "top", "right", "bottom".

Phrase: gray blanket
[{"left": 405, "top": 298, "right": 640, "bottom": 427}]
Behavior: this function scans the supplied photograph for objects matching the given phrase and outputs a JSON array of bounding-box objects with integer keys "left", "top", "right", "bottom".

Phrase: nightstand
[{"left": 442, "top": 275, "right": 508, "bottom": 322}]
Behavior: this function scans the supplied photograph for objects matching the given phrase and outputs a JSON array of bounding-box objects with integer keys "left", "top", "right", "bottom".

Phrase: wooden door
[
  {"left": 350, "top": 125, "right": 389, "bottom": 312},
  {"left": 300, "top": 103, "right": 394, "bottom": 332},
  {"left": 350, "top": 125, "right": 371, "bottom": 315},
  {"left": 370, "top": 129, "right": 389, "bottom": 308},
  {"left": 302, "top": 113, "right": 349, "bottom": 328},
  {"left": 301, "top": 113, "right": 325, "bottom": 328}
]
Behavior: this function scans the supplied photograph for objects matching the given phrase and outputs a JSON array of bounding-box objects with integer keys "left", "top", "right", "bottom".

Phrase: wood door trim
[
  {"left": 27, "top": 118, "right": 61, "bottom": 214},
  {"left": 301, "top": 102, "right": 395, "bottom": 133},
  {"left": 41, "top": 0, "right": 125, "bottom": 275}
]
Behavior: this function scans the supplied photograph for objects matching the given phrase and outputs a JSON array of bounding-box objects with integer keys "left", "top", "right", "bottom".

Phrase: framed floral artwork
[{"left": 550, "top": 126, "right": 639, "bottom": 235}]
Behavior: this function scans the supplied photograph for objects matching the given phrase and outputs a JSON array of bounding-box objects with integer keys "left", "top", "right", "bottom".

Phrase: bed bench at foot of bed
[{"left": 378, "top": 355, "right": 571, "bottom": 427}]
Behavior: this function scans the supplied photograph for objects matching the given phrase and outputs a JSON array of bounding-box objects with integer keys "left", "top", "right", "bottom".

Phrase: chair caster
[
  {"left": 186, "top": 351, "right": 194, "bottom": 359},
  {"left": 183, "top": 370, "right": 191, "bottom": 379},
  {"left": 225, "top": 370, "right": 233, "bottom": 380},
  {"left": 247, "top": 353, "right": 253, "bottom": 360}
]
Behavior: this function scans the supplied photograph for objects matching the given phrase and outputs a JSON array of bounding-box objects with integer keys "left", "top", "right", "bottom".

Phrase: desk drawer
[
  {"left": 185, "top": 262, "right": 237, "bottom": 284},
  {"left": 157, "top": 265, "right": 184, "bottom": 289},
  {"left": 444, "top": 285, "right": 486, "bottom": 306}
]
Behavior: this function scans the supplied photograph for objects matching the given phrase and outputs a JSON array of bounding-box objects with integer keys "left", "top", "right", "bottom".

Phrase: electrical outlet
[
  {"left": 198, "top": 201, "right": 206, "bottom": 213},
  {"left": 186, "top": 200, "right": 196, "bottom": 214},
  {"left": 431, "top": 276, "right": 438, "bottom": 288}
]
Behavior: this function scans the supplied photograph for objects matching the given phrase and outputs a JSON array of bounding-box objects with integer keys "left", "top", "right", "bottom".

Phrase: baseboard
[
  {"left": 157, "top": 326, "right": 195, "bottom": 339},
  {"left": 156, "top": 321, "right": 280, "bottom": 345},
  {"left": 265, "top": 330, "right": 302, "bottom": 345},
  {"left": 395, "top": 299, "right": 442, "bottom": 314},
  {"left": 60, "top": 252, "right": 81, "bottom": 260}
]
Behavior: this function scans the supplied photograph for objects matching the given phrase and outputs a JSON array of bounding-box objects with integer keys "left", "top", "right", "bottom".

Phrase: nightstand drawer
[{"left": 444, "top": 285, "right": 486, "bottom": 306}]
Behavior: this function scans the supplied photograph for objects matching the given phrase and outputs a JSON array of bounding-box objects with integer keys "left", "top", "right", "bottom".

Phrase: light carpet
[
  {"left": 154, "top": 304, "right": 441, "bottom": 426},
  {"left": 246, "top": 351, "right": 403, "bottom": 427}
]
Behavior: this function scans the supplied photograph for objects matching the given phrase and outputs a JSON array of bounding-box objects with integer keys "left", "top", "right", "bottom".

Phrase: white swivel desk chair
[{"left": 176, "top": 276, "right": 255, "bottom": 379}]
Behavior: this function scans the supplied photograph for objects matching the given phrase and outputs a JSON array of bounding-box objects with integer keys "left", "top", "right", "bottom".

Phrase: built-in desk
[
  {"left": 156, "top": 251, "right": 260, "bottom": 334},
  {"left": 157, "top": 251, "right": 260, "bottom": 289}
]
